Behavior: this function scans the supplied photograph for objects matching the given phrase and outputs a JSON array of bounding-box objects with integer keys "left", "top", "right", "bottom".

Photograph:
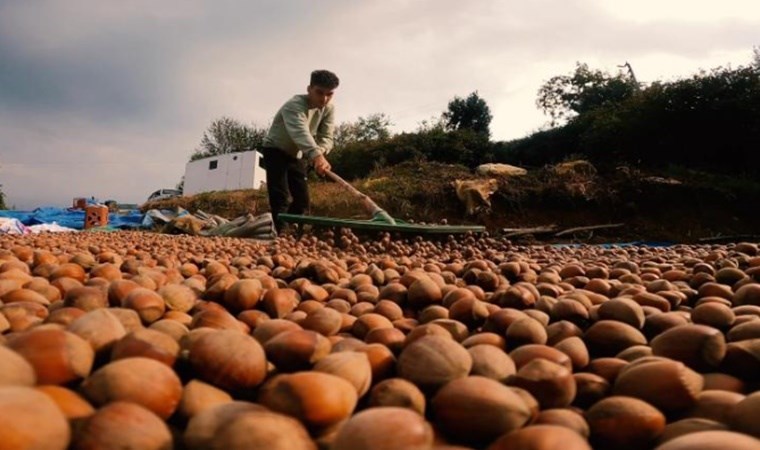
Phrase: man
[{"left": 262, "top": 69, "right": 339, "bottom": 232}]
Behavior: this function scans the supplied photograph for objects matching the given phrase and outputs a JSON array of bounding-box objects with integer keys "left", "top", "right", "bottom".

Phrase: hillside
[{"left": 142, "top": 161, "right": 760, "bottom": 244}]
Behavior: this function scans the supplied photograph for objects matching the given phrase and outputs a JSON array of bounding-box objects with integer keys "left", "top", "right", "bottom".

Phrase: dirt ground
[{"left": 143, "top": 161, "right": 760, "bottom": 245}]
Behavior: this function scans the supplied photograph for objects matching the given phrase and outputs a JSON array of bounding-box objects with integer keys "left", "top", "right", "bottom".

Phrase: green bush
[
  {"left": 491, "top": 122, "right": 584, "bottom": 168},
  {"left": 330, "top": 128, "right": 494, "bottom": 179},
  {"left": 495, "top": 63, "right": 760, "bottom": 176},
  {"left": 335, "top": 62, "right": 760, "bottom": 179},
  {"left": 579, "top": 66, "right": 760, "bottom": 174}
]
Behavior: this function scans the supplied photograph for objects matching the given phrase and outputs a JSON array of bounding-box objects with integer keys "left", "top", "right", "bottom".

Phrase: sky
[{"left": 1, "top": 0, "right": 758, "bottom": 210}]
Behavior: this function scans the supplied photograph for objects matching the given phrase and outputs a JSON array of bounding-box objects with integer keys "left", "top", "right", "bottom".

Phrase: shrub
[{"left": 330, "top": 129, "right": 494, "bottom": 179}]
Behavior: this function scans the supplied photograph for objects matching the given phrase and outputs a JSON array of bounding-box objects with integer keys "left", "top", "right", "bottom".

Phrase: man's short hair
[{"left": 310, "top": 70, "right": 340, "bottom": 89}]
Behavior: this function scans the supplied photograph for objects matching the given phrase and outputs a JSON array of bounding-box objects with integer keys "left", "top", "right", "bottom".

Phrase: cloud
[{"left": 0, "top": 0, "right": 758, "bottom": 209}]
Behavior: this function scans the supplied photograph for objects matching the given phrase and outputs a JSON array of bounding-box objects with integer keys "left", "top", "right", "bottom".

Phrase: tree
[
  {"left": 512, "top": 60, "right": 760, "bottom": 175},
  {"left": 0, "top": 185, "right": 6, "bottom": 210},
  {"left": 536, "top": 62, "right": 639, "bottom": 125},
  {"left": 442, "top": 91, "right": 493, "bottom": 137},
  {"left": 333, "top": 113, "right": 393, "bottom": 149},
  {"left": 416, "top": 115, "right": 446, "bottom": 133},
  {"left": 190, "top": 117, "right": 268, "bottom": 162},
  {"left": 753, "top": 45, "right": 760, "bottom": 69}
]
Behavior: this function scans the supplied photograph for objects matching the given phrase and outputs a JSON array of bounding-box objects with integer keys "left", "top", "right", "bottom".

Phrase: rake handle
[{"left": 323, "top": 170, "right": 390, "bottom": 220}]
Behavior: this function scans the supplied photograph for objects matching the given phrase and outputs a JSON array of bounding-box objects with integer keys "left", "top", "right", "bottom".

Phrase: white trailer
[{"left": 183, "top": 151, "right": 266, "bottom": 196}]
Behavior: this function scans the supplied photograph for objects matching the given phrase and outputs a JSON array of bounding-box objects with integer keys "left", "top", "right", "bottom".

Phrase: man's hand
[{"left": 312, "top": 154, "right": 331, "bottom": 175}]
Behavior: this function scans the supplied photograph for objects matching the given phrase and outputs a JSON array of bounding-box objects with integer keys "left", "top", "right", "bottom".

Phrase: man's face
[{"left": 306, "top": 84, "right": 335, "bottom": 108}]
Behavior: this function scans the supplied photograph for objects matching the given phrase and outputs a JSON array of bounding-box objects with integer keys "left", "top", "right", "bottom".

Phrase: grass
[
  {"left": 661, "top": 165, "right": 760, "bottom": 199},
  {"left": 142, "top": 189, "right": 269, "bottom": 218},
  {"left": 144, "top": 161, "right": 481, "bottom": 224}
]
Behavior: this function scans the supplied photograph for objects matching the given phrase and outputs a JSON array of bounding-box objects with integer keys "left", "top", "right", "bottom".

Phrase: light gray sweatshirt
[{"left": 263, "top": 94, "right": 335, "bottom": 161}]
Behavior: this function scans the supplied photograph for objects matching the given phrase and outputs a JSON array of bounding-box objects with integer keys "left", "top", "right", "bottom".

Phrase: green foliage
[
  {"left": 511, "top": 58, "right": 760, "bottom": 177},
  {"left": 190, "top": 117, "right": 268, "bottom": 162},
  {"left": 330, "top": 128, "right": 494, "bottom": 179},
  {"left": 416, "top": 115, "right": 447, "bottom": 133},
  {"left": 328, "top": 113, "right": 394, "bottom": 179},
  {"left": 536, "top": 62, "right": 638, "bottom": 125},
  {"left": 493, "top": 123, "right": 583, "bottom": 167},
  {"left": 442, "top": 91, "right": 493, "bottom": 137},
  {"left": 329, "top": 97, "right": 494, "bottom": 180},
  {"left": 578, "top": 65, "right": 760, "bottom": 173},
  {"left": 328, "top": 140, "right": 382, "bottom": 179},
  {"left": 333, "top": 113, "right": 393, "bottom": 149}
]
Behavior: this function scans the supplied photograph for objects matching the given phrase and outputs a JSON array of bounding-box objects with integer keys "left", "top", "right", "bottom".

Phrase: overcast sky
[{"left": 1, "top": 0, "right": 758, "bottom": 210}]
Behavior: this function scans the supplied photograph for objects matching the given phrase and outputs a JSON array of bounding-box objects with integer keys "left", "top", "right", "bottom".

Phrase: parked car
[{"left": 146, "top": 189, "right": 182, "bottom": 203}]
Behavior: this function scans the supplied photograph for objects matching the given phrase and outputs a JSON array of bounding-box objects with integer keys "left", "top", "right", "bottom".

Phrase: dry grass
[
  {"left": 142, "top": 189, "right": 269, "bottom": 218},
  {"left": 140, "top": 161, "right": 760, "bottom": 242},
  {"left": 143, "top": 161, "right": 482, "bottom": 223},
  {"left": 141, "top": 161, "right": 616, "bottom": 224}
]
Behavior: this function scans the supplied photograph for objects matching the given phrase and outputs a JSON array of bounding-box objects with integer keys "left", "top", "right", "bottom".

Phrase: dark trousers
[{"left": 262, "top": 147, "right": 309, "bottom": 231}]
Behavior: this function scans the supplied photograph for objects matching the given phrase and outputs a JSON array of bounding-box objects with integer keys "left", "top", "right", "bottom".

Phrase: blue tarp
[{"left": 0, "top": 207, "right": 147, "bottom": 230}]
